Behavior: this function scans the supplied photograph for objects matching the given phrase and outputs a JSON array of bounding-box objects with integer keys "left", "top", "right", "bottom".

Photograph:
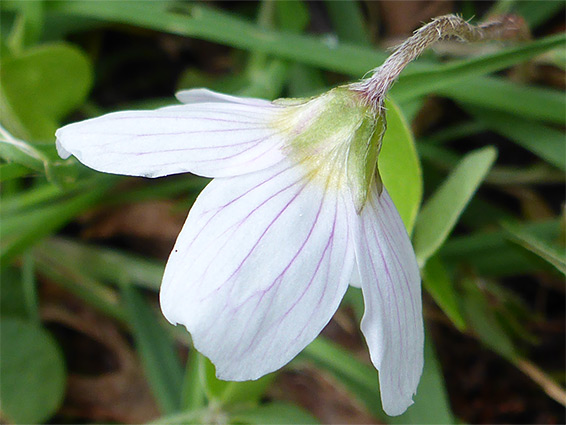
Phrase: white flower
[{"left": 56, "top": 86, "right": 423, "bottom": 416}]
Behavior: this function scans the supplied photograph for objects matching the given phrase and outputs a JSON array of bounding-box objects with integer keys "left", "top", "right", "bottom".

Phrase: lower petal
[
  {"left": 160, "top": 160, "right": 356, "bottom": 380},
  {"left": 352, "top": 186, "right": 424, "bottom": 416}
]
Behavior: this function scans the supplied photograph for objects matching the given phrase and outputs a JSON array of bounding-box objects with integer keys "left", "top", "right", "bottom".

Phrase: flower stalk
[{"left": 353, "top": 14, "right": 527, "bottom": 109}]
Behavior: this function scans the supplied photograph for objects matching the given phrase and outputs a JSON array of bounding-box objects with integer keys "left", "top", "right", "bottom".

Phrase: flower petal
[
  {"left": 55, "top": 101, "right": 285, "bottom": 178},
  {"left": 160, "top": 160, "right": 356, "bottom": 380},
  {"left": 176, "top": 88, "right": 272, "bottom": 107},
  {"left": 352, "top": 186, "right": 424, "bottom": 416}
]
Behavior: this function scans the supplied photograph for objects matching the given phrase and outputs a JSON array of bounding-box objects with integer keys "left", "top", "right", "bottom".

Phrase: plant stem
[{"left": 353, "top": 14, "right": 527, "bottom": 109}]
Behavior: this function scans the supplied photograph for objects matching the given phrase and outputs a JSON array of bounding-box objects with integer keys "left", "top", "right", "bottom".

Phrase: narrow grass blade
[
  {"left": 180, "top": 350, "right": 206, "bottom": 411},
  {"left": 1, "top": 185, "right": 110, "bottom": 264},
  {"left": 466, "top": 106, "right": 566, "bottom": 170},
  {"left": 441, "top": 219, "right": 561, "bottom": 276},
  {"left": 324, "top": 0, "right": 370, "bottom": 45},
  {"left": 121, "top": 284, "right": 183, "bottom": 415},
  {"left": 390, "top": 335, "right": 455, "bottom": 424},
  {"left": 413, "top": 147, "right": 497, "bottom": 266},
  {"left": 422, "top": 255, "right": 467, "bottom": 331},
  {"left": 229, "top": 402, "right": 320, "bottom": 424},
  {"left": 393, "top": 33, "right": 566, "bottom": 101},
  {"left": 39, "top": 237, "right": 163, "bottom": 291},
  {"left": 502, "top": 221, "right": 566, "bottom": 275},
  {"left": 51, "top": 0, "right": 563, "bottom": 90},
  {"left": 445, "top": 77, "right": 565, "bottom": 125}
]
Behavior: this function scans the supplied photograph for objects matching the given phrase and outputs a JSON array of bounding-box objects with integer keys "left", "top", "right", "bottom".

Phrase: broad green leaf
[
  {"left": 380, "top": 99, "right": 423, "bottom": 234},
  {"left": 466, "top": 106, "right": 566, "bottom": 170},
  {"left": 121, "top": 284, "right": 183, "bottom": 414},
  {"left": 422, "top": 255, "right": 467, "bottom": 331},
  {"left": 230, "top": 402, "right": 319, "bottom": 424},
  {"left": 413, "top": 146, "right": 497, "bottom": 266},
  {"left": 502, "top": 221, "right": 566, "bottom": 275},
  {"left": 446, "top": 77, "right": 565, "bottom": 125},
  {"left": 0, "top": 318, "right": 66, "bottom": 424},
  {"left": 0, "top": 42, "right": 92, "bottom": 141}
]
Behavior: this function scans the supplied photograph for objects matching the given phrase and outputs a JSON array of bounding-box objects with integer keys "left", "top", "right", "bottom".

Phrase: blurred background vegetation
[{"left": 0, "top": 1, "right": 564, "bottom": 424}]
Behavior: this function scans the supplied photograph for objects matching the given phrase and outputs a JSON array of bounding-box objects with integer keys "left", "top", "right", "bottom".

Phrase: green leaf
[
  {"left": 201, "top": 355, "right": 276, "bottom": 406},
  {"left": 466, "top": 106, "right": 566, "bottom": 170},
  {"left": 390, "top": 335, "right": 455, "bottom": 424},
  {"left": 413, "top": 146, "right": 497, "bottom": 266},
  {"left": 300, "top": 337, "right": 386, "bottom": 421},
  {"left": 275, "top": 0, "right": 309, "bottom": 34},
  {"left": 33, "top": 246, "right": 126, "bottom": 323},
  {"left": 121, "top": 284, "right": 183, "bottom": 415},
  {"left": 461, "top": 277, "right": 518, "bottom": 361},
  {"left": 442, "top": 219, "right": 562, "bottom": 277},
  {"left": 302, "top": 335, "right": 456, "bottom": 424},
  {"left": 0, "top": 162, "right": 31, "bottom": 181},
  {"left": 380, "top": 99, "right": 423, "bottom": 234},
  {"left": 515, "top": 1, "right": 566, "bottom": 28},
  {"left": 49, "top": 0, "right": 390, "bottom": 78},
  {"left": 0, "top": 266, "right": 29, "bottom": 320},
  {"left": 0, "top": 128, "right": 48, "bottom": 172},
  {"left": 230, "top": 402, "right": 319, "bottom": 424},
  {"left": 393, "top": 33, "right": 566, "bottom": 102},
  {"left": 5, "top": 0, "right": 45, "bottom": 52},
  {"left": 502, "top": 221, "right": 566, "bottom": 275},
  {"left": 422, "top": 256, "right": 467, "bottom": 331},
  {"left": 37, "top": 237, "right": 164, "bottom": 291},
  {"left": 446, "top": 77, "right": 565, "bottom": 125},
  {"left": 52, "top": 0, "right": 563, "bottom": 95},
  {"left": 181, "top": 350, "right": 206, "bottom": 411},
  {"left": 1, "top": 180, "right": 110, "bottom": 263},
  {"left": 0, "top": 42, "right": 92, "bottom": 141},
  {"left": 0, "top": 318, "right": 66, "bottom": 424},
  {"left": 324, "top": 0, "right": 370, "bottom": 45}
]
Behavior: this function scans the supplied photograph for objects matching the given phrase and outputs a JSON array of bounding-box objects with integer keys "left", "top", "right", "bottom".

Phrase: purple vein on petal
[
  {"left": 232, "top": 187, "right": 329, "bottom": 357},
  {"left": 192, "top": 177, "right": 306, "bottom": 295},
  {"left": 288, "top": 198, "right": 341, "bottom": 349},
  {"left": 366, "top": 207, "right": 407, "bottom": 394}
]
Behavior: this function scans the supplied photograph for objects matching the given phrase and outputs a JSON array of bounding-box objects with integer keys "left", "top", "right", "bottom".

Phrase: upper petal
[
  {"left": 160, "top": 159, "right": 356, "bottom": 380},
  {"left": 55, "top": 101, "right": 285, "bottom": 178},
  {"left": 176, "top": 88, "right": 272, "bottom": 107},
  {"left": 352, "top": 186, "right": 424, "bottom": 416}
]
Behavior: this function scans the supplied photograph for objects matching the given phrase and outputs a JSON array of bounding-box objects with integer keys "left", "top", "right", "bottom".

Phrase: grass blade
[
  {"left": 121, "top": 284, "right": 183, "bottom": 415},
  {"left": 413, "top": 147, "right": 497, "bottom": 266}
]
